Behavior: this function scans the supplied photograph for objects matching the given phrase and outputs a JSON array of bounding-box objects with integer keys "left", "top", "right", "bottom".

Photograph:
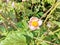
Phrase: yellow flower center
[{"left": 32, "top": 21, "right": 38, "bottom": 27}]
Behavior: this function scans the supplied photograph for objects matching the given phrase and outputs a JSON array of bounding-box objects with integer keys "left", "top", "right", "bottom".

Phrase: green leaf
[
  {"left": 16, "top": 22, "right": 23, "bottom": 28},
  {"left": 38, "top": 12, "right": 43, "bottom": 16},
  {"left": 44, "top": 0, "right": 56, "bottom": 5},
  {"left": 41, "top": 41, "right": 49, "bottom": 45},
  {"left": 0, "top": 31, "right": 27, "bottom": 45},
  {"left": 31, "top": 0, "right": 40, "bottom": 4},
  {"left": 52, "top": 21, "right": 60, "bottom": 27},
  {"left": 26, "top": 31, "right": 33, "bottom": 38},
  {"left": 56, "top": 32, "right": 60, "bottom": 39},
  {"left": 22, "top": 20, "right": 28, "bottom": 30}
]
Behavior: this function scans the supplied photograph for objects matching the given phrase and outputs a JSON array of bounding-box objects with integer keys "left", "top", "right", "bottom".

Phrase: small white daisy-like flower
[
  {"left": 28, "top": 17, "right": 42, "bottom": 30},
  {"left": 47, "top": 22, "right": 51, "bottom": 28}
]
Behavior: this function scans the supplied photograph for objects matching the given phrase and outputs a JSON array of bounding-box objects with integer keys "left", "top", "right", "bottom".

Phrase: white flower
[
  {"left": 47, "top": 22, "right": 51, "bottom": 28},
  {"left": 28, "top": 17, "right": 42, "bottom": 30},
  {"left": 12, "top": 2, "right": 15, "bottom": 8},
  {"left": 6, "top": 0, "right": 9, "bottom": 3}
]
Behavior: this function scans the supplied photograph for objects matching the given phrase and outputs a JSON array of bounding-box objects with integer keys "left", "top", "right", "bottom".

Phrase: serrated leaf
[
  {"left": 0, "top": 31, "right": 27, "bottom": 45},
  {"left": 26, "top": 31, "right": 33, "bottom": 38}
]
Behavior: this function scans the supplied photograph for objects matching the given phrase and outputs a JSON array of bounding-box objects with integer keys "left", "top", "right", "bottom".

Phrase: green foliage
[
  {"left": 0, "top": 31, "right": 27, "bottom": 45},
  {"left": 44, "top": 0, "right": 56, "bottom": 5},
  {"left": 52, "top": 21, "right": 60, "bottom": 27},
  {"left": 0, "top": 0, "right": 60, "bottom": 45}
]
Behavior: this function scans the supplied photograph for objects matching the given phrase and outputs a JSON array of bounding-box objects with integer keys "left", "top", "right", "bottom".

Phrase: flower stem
[{"left": 44, "top": 2, "right": 60, "bottom": 24}]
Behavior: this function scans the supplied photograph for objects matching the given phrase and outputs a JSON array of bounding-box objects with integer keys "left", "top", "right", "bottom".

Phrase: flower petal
[
  {"left": 28, "top": 17, "right": 42, "bottom": 30},
  {"left": 12, "top": 2, "right": 15, "bottom": 8},
  {"left": 28, "top": 17, "right": 38, "bottom": 26},
  {"left": 29, "top": 25, "right": 36, "bottom": 30},
  {"left": 36, "top": 27, "right": 40, "bottom": 29},
  {"left": 47, "top": 22, "right": 51, "bottom": 28},
  {"left": 38, "top": 19, "right": 42, "bottom": 26},
  {"left": 30, "top": 17, "right": 38, "bottom": 21},
  {"left": 28, "top": 21, "right": 32, "bottom": 26}
]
